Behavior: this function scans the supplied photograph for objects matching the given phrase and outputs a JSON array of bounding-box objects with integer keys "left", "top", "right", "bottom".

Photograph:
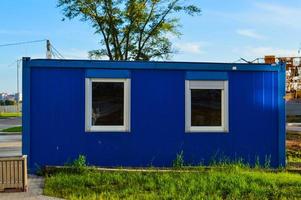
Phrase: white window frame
[
  {"left": 85, "top": 78, "right": 131, "bottom": 132},
  {"left": 185, "top": 80, "right": 228, "bottom": 133}
]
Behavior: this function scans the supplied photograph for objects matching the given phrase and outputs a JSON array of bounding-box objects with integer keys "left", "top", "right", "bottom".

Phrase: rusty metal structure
[{"left": 263, "top": 55, "right": 301, "bottom": 101}]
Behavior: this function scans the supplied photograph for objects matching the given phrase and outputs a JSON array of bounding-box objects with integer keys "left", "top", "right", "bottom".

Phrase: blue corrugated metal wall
[{"left": 26, "top": 65, "right": 282, "bottom": 169}]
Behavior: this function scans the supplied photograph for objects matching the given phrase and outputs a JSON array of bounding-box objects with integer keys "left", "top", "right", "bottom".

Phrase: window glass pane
[
  {"left": 191, "top": 89, "right": 222, "bottom": 126},
  {"left": 92, "top": 82, "right": 124, "bottom": 126}
]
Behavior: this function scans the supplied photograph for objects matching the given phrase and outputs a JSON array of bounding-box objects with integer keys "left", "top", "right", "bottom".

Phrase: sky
[{"left": 0, "top": 0, "right": 301, "bottom": 93}]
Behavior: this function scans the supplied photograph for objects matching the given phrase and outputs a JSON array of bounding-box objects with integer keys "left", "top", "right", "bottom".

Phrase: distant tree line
[{"left": 0, "top": 100, "right": 16, "bottom": 106}]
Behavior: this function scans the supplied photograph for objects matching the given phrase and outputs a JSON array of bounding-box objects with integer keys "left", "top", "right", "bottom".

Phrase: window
[
  {"left": 85, "top": 78, "right": 130, "bottom": 132},
  {"left": 185, "top": 80, "right": 228, "bottom": 132}
]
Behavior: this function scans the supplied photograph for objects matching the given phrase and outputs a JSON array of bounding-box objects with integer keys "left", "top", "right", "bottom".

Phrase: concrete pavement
[
  {"left": 0, "top": 135, "right": 21, "bottom": 157},
  {"left": 0, "top": 175, "right": 64, "bottom": 200},
  {"left": 0, "top": 135, "right": 62, "bottom": 199},
  {"left": 0, "top": 117, "right": 22, "bottom": 157},
  {"left": 0, "top": 117, "right": 21, "bottom": 130},
  {"left": 287, "top": 123, "right": 301, "bottom": 132}
]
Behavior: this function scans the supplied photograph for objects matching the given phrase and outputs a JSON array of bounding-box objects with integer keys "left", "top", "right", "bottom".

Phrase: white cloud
[
  {"left": 165, "top": 32, "right": 178, "bottom": 40},
  {"left": 236, "top": 29, "right": 265, "bottom": 39},
  {"left": 174, "top": 42, "right": 204, "bottom": 55},
  {"left": 252, "top": 2, "right": 301, "bottom": 27},
  {"left": 208, "top": 2, "right": 301, "bottom": 29},
  {"left": 254, "top": 2, "right": 299, "bottom": 16}
]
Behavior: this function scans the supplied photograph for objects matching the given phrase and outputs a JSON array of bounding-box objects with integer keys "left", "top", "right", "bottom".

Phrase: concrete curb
[
  {"left": 0, "top": 132, "right": 21, "bottom": 135},
  {"left": 287, "top": 123, "right": 301, "bottom": 126}
]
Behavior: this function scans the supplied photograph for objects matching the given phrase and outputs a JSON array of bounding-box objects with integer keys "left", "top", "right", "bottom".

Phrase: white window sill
[
  {"left": 186, "top": 126, "right": 229, "bottom": 133},
  {"left": 86, "top": 126, "right": 130, "bottom": 133}
]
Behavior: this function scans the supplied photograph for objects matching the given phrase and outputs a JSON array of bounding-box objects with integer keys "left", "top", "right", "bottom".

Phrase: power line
[
  {"left": 50, "top": 44, "right": 64, "bottom": 59},
  {"left": 0, "top": 39, "right": 65, "bottom": 61},
  {"left": 0, "top": 39, "right": 47, "bottom": 48},
  {"left": 7, "top": 59, "right": 19, "bottom": 68}
]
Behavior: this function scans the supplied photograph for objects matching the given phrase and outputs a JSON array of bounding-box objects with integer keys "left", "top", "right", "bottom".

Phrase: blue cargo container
[{"left": 22, "top": 57, "right": 286, "bottom": 170}]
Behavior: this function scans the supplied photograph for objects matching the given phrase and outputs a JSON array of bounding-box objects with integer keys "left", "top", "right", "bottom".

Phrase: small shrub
[
  {"left": 173, "top": 151, "right": 184, "bottom": 168},
  {"left": 255, "top": 156, "right": 260, "bottom": 169},
  {"left": 264, "top": 155, "right": 271, "bottom": 169},
  {"left": 64, "top": 155, "right": 88, "bottom": 174},
  {"left": 72, "top": 155, "right": 87, "bottom": 168}
]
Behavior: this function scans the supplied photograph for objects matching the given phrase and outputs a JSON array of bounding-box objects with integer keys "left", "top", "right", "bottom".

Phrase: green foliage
[
  {"left": 57, "top": 0, "right": 201, "bottom": 61},
  {"left": 0, "top": 112, "right": 22, "bottom": 118},
  {"left": 209, "top": 157, "right": 250, "bottom": 170},
  {"left": 63, "top": 155, "right": 88, "bottom": 174},
  {"left": 172, "top": 150, "right": 184, "bottom": 168},
  {"left": 264, "top": 155, "right": 271, "bottom": 169},
  {"left": 4, "top": 100, "right": 15, "bottom": 105},
  {"left": 44, "top": 166, "right": 301, "bottom": 200},
  {"left": 255, "top": 156, "right": 260, "bottom": 169},
  {"left": 71, "top": 155, "right": 87, "bottom": 168},
  {"left": 1, "top": 126, "right": 22, "bottom": 132}
]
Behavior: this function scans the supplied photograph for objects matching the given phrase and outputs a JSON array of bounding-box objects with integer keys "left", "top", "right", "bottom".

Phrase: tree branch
[
  {"left": 136, "top": 0, "right": 156, "bottom": 59},
  {"left": 104, "top": 0, "right": 123, "bottom": 60},
  {"left": 83, "top": 1, "right": 114, "bottom": 60},
  {"left": 137, "top": 1, "right": 179, "bottom": 59}
]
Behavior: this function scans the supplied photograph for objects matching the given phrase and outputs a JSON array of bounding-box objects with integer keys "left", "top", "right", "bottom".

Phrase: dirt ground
[{"left": 286, "top": 131, "right": 301, "bottom": 168}]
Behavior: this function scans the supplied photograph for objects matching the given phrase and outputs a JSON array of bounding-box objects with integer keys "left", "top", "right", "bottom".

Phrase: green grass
[
  {"left": 44, "top": 167, "right": 301, "bottom": 200},
  {"left": 1, "top": 126, "right": 22, "bottom": 133},
  {"left": 0, "top": 112, "right": 22, "bottom": 118}
]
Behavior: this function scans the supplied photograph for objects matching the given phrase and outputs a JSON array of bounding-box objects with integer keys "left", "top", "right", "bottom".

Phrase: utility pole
[
  {"left": 46, "top": 40, "right": 52, "bottom": 59},
  {"left": 16, "top": 60, "right": 20, "bottom": 112}
]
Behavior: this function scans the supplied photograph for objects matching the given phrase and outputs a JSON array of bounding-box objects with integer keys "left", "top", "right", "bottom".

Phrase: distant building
[
  {"left": 15, "top": 93, "right": 22, "bottom": 102},
  {"left": 5, "top": 94, "right": 16, "bottom": 101},
  {"left": 0, "top": 93, "right": 7, "bottom": 101},
  {"left": 0, "top": 92, "right": 22, "bottom": 102}
]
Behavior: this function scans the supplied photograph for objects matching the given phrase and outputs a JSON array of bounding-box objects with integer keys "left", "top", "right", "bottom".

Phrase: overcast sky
[{"left": 0, "top": 0, "right": 301, "bottom": 92}]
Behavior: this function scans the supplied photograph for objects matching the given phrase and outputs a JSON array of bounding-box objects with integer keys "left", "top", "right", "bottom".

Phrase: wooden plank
[
  {"left": 14, "top": 161, "right": 18, "bottom": 187},
  {"left": 6, "top": 161, "right": 10, "bottom": 188},
  {"left": 0, "top": 161, "right": 2, "bottom": 185},
  {"left": 10, "top": 161, "right": 14, "bottom": 186},
  {"left": 23, "top": 156, "right": 28, "bottom": 191},
  {"left": 18, "top": 160, "right": 22, "bottom": 183},
  {"left": 7, "top": 161, "right": 10, "bottom": 188},
  {"left": 0, "top": 157, "right": 20, "bottom": 161},
  {"left": 17, "top": 161, "right": 22, "bottom": 188},
  {"left": 0, "top": 163, "right": 3, "bottom": 192},
  {"left": 0, "top": 161, "right": 3, "bottom": 191},
  {"left": 3, "top": 161, "right": 6, "bottom": 186}
]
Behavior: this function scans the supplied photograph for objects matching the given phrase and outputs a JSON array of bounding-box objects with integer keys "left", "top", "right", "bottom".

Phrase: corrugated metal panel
[{"left": 26, "top": 66, "right": 284, "bottom": 169}]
